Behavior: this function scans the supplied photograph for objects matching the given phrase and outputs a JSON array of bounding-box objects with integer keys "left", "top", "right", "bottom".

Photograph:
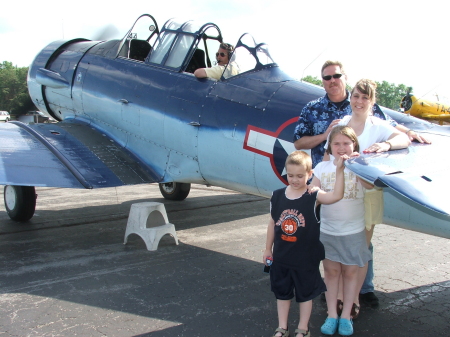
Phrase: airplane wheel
[
  {"left": 158, "top": 182, "right": 191, "bottom": 201},
  {"left": 4, "top": 185, "right": 37, "bottom": 222}
]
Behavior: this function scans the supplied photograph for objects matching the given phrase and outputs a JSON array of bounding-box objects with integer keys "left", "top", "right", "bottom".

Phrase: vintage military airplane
[
  {"left": 1, "top": 14, "right": 449, "bottom": 240},
  {"left": 401, "top": 88, "right": 450, "bottom": 125}
]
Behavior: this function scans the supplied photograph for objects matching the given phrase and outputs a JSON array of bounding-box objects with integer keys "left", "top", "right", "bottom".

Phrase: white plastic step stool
[{"left": 124, "top": 202, "right": 179, "bottom": 251}]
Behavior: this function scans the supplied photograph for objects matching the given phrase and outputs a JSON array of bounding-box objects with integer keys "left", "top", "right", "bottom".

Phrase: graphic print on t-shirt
[
  {"left": 275, "top": 209, "right": 305, "bottom": 242},
  {"left": 318, "top": 171, "right": 361, "bottom": 200}
]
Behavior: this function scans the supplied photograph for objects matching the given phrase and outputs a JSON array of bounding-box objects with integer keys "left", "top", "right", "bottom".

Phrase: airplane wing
[
  {"left": 417, "top": 113, "right": 450, "bottom": 122},
  {"left": 346, "top": 132, "right": 450, "bottom": 215},
  {"left": 0, "top": 120, "right": 160, "bottom": 189}
]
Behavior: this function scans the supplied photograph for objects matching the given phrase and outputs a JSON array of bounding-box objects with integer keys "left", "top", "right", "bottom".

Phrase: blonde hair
[
  {"left": 321, "top": 60, "right": 345, "bottom": 76},
  {"left": 352, "top": 78, "right": 377, "bottom": 102},
  {"left": 326, "top": 126, "right": 360, "bottom": 155},
  {"left": 285, "top": 151, "right": 312, "bottom": 172}
]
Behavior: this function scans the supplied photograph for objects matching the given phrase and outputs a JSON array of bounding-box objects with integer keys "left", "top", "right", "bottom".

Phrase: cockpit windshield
[
  {"left": 149, "top": 19, "right": 221, "bottom": 71},
  {"left": 117, "top": 14, "right": 159, "bottom": 61}
]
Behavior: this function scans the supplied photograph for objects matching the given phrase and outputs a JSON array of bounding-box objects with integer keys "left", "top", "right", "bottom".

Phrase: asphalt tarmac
[{"left": 0, "top": 184, "right": 449, "bottom": 336}]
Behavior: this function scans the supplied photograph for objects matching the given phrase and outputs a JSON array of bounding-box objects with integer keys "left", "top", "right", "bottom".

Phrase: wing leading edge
[
  {"left": 346, "top": 137, "right": 449, "bottom": 215},
  {"left": 0, "top": 121, "right": 160, "bottom": 189},
  {"left": 345, "top": 134, "right": 450, "bottom": 238}
]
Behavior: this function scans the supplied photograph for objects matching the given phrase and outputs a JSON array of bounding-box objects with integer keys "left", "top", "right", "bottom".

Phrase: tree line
[
  {"left": 301, "top": 75, "right": 409, "bottom": 110},
  {"left": 0, "top": 61, "right": 35, "bottom": 115}
]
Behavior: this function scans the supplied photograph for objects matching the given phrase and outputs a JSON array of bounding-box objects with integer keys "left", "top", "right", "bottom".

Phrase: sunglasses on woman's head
[
  {"left": 216, "top": 52, "right": 227, "bottom": 57},
  {"left": 322, "top": 73, "right": 343, "bottom": 81}
]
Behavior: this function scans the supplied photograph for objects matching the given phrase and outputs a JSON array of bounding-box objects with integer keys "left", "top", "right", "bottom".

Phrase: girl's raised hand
[{"left": 335, "top": 154, "right": 349, "bottom": 170}]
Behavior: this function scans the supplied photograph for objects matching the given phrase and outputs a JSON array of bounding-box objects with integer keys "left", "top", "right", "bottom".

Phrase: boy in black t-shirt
[{"left": 263, "top": 150, "right": 346, "bottom": 337}]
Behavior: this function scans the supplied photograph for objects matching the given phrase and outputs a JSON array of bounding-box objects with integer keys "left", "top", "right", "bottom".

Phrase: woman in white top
[{"left": 340, "top": 83, "right": 410, "bottom": 153}]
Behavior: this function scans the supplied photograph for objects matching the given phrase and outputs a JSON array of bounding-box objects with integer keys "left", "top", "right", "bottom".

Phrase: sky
[{"left": 2, "top": 0, "right": 448, "bottom": 103}]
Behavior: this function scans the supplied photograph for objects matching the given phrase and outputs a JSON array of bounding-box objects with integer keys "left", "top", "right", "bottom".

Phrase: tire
[
  {"left": 4, "top": 185, "right": 36, "bottom": 222},
  {"left": 158, "top": 182, "right": 191, "bottom": 201}
]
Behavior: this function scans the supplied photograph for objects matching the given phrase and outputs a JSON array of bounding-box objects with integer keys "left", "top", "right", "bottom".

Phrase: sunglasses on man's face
[
  {"left": 216, "top": 52, "right": 227, "bottom": 57},
  {"left": 322, "top": 73, "right": 344, "bottom": 81}
]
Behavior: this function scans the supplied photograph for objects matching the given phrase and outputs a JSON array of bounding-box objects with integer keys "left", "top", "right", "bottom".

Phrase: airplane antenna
[
  {"left": 300, "top": 48, "right": 327, "bottom": 81},
  {"left": 415, "top": 83, "right": 443, "bottom": 102}
]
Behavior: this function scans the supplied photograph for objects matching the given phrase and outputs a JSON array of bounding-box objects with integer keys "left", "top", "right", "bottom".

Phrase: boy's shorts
[{"left": 270, "top": 262, "right": 326, "bottom": 303}]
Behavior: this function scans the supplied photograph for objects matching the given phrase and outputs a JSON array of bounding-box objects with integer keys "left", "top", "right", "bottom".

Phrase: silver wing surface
[
  {"left": 346, "top": 130, "right": 450, "bottom": 238},
  {"left": 0, "top": 121, "right": 159, "bottom": 189}
]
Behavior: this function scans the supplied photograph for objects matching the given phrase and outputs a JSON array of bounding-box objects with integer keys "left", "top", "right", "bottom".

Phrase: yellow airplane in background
[{"left": 401, "top": 88, "right": 450, "bottom": 125}]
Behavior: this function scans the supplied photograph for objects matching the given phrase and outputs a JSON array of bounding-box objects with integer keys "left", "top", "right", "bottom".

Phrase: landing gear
[
  {"left": 4, "top": 185, "right": 36, "bottom": 222},
  {"left": 158, "top": 182, "right": 191, "bottom": 201}
]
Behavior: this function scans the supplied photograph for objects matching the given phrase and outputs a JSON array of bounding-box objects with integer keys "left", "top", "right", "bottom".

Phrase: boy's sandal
[
  {"left": 273, "top": 327, "right": 289, "bottom": 337},
  {"left": 295, "top": 328, "right": 310, "bottom": 337},
  {"left": 351, "top": 303, "right": 360, "bottom": 319}
]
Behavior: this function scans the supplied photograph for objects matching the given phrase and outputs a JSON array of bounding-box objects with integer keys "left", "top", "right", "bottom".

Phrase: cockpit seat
[
  {"left": 186, "top": 49, "right": 206, "bottom": 73},
  {"left": 129, "top": 39, "right": 151, "bottom": 61}
]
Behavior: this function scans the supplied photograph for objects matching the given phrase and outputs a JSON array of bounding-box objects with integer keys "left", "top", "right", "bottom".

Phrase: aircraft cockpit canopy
[
  {"left": 148, "top": 18, "right": 222, "bottom": 73},
  {"left": 118, "top": 15, "right": 277, "bottom": 80}
]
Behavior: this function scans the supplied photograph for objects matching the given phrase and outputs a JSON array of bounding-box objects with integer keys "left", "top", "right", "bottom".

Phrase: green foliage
[
  {"left": 0, "top": 61, "right": 35, "bottom": 115},
  {"left": 375, "top": 81, "right": 409, "bottom": 110},
  {"left": 302, "top": 75, "right": 410, "bottom": 110},
  {"left": 301, "top": 75, "right": 323, "bottom": 87}
]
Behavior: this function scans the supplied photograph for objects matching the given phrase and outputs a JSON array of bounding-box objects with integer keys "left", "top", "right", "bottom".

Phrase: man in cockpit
[{"left": 194, "top": 42, "right": 239, "bottom": 80}]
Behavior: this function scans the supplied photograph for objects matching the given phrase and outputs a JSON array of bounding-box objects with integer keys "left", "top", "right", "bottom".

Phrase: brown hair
[
  {"left": 326, "top": 125, "right": 360, "bottom": 155},
  {"left": 219, "top": 42, "right": 234, "bottom": 57},
  {"left": 352, "top": 78, "right": 377, "bottom": 102},
  {"left": 285, "top": 151, "right": 312, "bottom": 172}
]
